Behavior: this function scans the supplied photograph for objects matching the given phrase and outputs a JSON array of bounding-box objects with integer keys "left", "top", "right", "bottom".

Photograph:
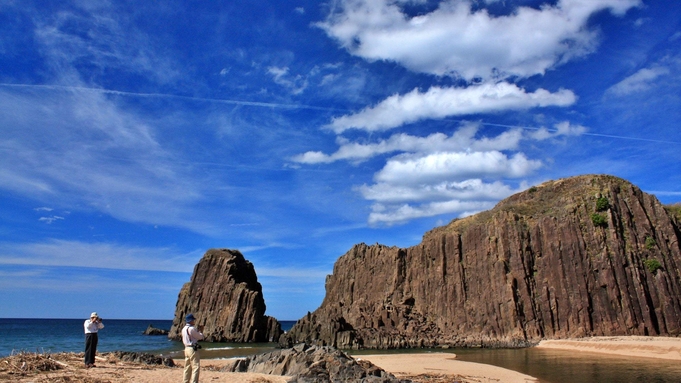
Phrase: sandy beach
[
  {"left": 1, "top": 350, "right": 536, "bottom": 383},
  {"left": 536, "top": 336, "right": 681, "bottom": 361},
  {"left": 85, "top": 354, "right": 537, "bottom": 383},
  {"left": 359, "top": 353, "right": 537, "bottom": 383},
  {"left": 4, "top": 336, "right": 681, "bottom": 382}
]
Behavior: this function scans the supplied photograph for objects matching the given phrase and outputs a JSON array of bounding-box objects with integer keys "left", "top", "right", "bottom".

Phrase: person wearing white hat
[
  {"left": 84, "top": 312, "right": 104, "bottom": 368},
  {"left": 182, "top": 313, "right": 204, "bottom": 383}
]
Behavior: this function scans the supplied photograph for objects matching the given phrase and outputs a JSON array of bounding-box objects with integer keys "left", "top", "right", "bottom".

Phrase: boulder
[
  {"left": 169, "top": 249, "right": 282, "bottom": 343},
  {"left": 282, "top": 175, "right": 681, "bottom": 349},
  {"left": 223, "top": 343, "right": 410, "bottom": 383},
  {"left": 108, "top": 351, "right": 175, "bottom": 367}
]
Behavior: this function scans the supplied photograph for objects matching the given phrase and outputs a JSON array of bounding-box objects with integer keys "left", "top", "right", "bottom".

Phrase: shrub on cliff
[
  {"left": 645, "top": 236, "right": 657, "bottom": 250},
  {"left": 644, "top": 258, "right": 662, "bottom": 274},
  {"left": 591, "top": 213, "right": 607, "bottom": 227},
  {"left": 596, "top": 196, "right": 610, "bottom": 211}
]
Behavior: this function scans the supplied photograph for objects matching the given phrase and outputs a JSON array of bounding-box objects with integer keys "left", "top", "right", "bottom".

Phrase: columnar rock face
[
  {"left": 169, "top": 249, "right": 282, "bottom": 343},
  {"left": 283, "top": 175, "right": 681, "bottom": 349}
]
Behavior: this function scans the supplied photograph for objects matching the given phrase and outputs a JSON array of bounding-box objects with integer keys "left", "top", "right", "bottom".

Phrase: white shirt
[
  {"left": 182, "top": 324, "right": 204, "bottom": 346},
  {"left": 84, "top": 319, "right": 104, "bottom": 334}
]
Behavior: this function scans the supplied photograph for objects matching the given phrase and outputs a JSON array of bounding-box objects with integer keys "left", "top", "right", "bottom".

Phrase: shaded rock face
[
  {"left": 283, "top": 175, "right": 681, "bottom": 349},
  {"left": 224, "top": 343, "right": 409, "bottom": 383},
  {"left": 169, "top": 249, "right": 282, "bottom": 343}
]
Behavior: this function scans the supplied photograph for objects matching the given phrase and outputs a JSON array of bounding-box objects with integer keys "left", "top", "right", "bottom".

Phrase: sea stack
[
  {"left": 282, "top": 174, "right": 681, "bottom": 349},
  {"left": 169, "top": 249, "right": 282, "bottom": 343}
]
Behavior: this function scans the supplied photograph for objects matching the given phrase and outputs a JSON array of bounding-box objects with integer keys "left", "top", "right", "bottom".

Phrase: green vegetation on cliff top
[{"left": 427, "top": 175, "right": 645, "bottom": 238}]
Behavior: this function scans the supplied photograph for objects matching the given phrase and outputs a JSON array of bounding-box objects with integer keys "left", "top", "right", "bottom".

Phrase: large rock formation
[
  {"left": 282, "top": 175, "right": 681, "bottom": 349},
  {"left": 169, "top": 249, "right": 282, "bottom": 343}
]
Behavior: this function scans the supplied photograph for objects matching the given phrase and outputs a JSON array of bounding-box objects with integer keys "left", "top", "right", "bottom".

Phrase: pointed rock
[{"left": 169, "top": 249, "right": 282, "bottom": 343}]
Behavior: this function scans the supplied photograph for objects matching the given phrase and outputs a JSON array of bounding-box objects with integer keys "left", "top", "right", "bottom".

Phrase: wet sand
[
  {"left": 536, "top": 336, "right": 681, "bottom": 361},
  {"left": 359, "top": 353, "right": 538, "bottom": 383}
]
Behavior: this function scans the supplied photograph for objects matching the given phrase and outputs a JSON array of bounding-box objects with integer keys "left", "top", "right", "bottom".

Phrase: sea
[
  {"left": 0, "top": 318, "right": 296, "bottom": 360},
  {"left": 2, "top": 318, "right": 680, "bottom": 383}
]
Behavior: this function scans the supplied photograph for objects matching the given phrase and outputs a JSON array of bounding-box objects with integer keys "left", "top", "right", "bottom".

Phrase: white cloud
[
  {"left": 0, "top": 267, "right": 183, "bottom": 294},
  {"left": 528, "top": 121, "right": 587, "bottom": 140},
  {"left": 292, "top": 0, "right": 613, "bottom": 226},
  {"left": 649, "top": 191, "right": 681, "bottom": 196},
  {"left": 606, "top": 66, "right": 670, "bottom": 96},
  {"left": 293, "top": 119, "right": 585, "bottom": 225},
  {"left": 0, "top": 86, "right": 218, "bottom": 233},
  {"left": 368, "top": 199, "right": 495, "bottom": 226},
  {"left": 355, "top": 149, "right": 540, "bottom": 225},
  {"left": 38, "top": 216, "right": 64, "bottom": 224},
  {"left": 268, "top": 66, "right": 308, "bottom": 94},
  {"left": 325, "top": 83, "right": 576, "bottom": 133},
  {"left": 375, "top": 151, "right": 541, "bottom": 185},
  {"left": 293, "top": 122, "right": 524, "bottom": 164},
  {"left": 317, "top": 0, "right": 640, "bottom": 80},
  {"left": 357, "top": 178, "right": 516, "bottom": 203},
  {"left": 0, "top": 239, "right": 201, "bottom": 272},
  {"left": 293, "top": 121, "right": 584, "bottom": 164},
  {"left": 34, "top": 8, "right": 181, "bottom": 84}
]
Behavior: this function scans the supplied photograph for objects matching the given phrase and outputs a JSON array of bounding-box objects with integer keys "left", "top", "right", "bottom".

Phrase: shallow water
[
  {"left": 351, "top": 347, "right": 681, "bottom": 383},
  {"left": 454, "top": 347, "right": 681, "bottom": 383}
]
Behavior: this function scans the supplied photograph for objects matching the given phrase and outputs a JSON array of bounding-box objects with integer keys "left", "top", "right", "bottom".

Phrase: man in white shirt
[
  {"left": 84, "top": 312, "right": 104, "bottom": 368},
  {"left": 182, "top": 313, "right": 204, "bottom": 383}
]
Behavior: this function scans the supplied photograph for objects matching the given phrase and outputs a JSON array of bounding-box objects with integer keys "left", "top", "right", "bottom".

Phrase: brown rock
[
  {"left": 169, "top": 249, "right": 282, "bottom": 343},
  {"left": 282, "top": 175, "right": 681, "bottom": 349},
  {"left": 223, "top": 343, "right": 410, "bottom": 383},
  {"left": 143, "top": 324, "right": 169, "bottom": 335}
]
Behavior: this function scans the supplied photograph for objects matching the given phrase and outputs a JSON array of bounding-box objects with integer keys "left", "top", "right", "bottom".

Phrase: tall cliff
[
  {"left": 282, "top": 175, "right": 681, "bottom": 349},
  {"left": 169, "top": 249, "right": 282, "bottom": 343}
]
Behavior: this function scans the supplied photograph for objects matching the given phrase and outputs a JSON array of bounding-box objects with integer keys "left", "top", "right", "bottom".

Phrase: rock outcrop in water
[
  {"left": 169, "top": 249, "right": 282, "bottom": 343},
  {"left": 282, "top": 175, "right": 681, "bottom": 349},
  {"left": 143, "top": 324, "right": 168, "bottom": 335}
]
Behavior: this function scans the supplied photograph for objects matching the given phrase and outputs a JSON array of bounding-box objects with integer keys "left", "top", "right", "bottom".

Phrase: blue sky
[{"left": 1, "top": 0, "right": 679, "bottom": 321}]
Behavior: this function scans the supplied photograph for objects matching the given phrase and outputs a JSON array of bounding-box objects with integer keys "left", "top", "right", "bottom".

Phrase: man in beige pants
[{"left": 182, "top": 313, "right": 204, "bottom": 383}]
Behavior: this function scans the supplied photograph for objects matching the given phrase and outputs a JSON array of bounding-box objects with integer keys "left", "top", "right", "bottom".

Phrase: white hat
[{"left": 90, "top": 312, "right": 99, "bottom": 318}]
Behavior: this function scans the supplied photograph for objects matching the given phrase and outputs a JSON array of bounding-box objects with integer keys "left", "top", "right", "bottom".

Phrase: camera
[{"left": 192, "top": 343, "right": 202, "bottom": 351}]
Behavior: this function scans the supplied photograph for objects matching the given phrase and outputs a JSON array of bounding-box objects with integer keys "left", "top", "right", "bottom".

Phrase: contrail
[
  {"left": 2, "top": 83, "right": 678, "bottom": 144},
  {"left": 476, "top": 121, "right": 681, "bottom": 145},
  {"left": 0, "top": 83, "right": 343, "bottom": 112}
]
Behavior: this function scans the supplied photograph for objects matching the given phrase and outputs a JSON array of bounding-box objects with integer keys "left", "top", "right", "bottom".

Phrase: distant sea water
[{"left": 0, "top": 318, "right": 297, "bottom": 358}]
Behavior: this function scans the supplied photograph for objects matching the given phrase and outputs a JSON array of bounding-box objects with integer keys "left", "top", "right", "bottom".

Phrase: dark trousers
[{"left": 84, "top": 333, "right": 98, "bottom": 365}]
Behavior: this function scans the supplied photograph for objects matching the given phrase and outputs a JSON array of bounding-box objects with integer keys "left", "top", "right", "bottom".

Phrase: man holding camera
[
  {"left": 84, "top": 312, "right": 104, "bottom": 368},
  {"left": 182, "top": 313, "right": 204, "bottom": 383}
]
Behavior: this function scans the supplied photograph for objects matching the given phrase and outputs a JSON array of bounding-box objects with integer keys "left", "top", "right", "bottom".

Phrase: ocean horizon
[{"left": 0, "top": 318, "right": 297, "bottom": 358}]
